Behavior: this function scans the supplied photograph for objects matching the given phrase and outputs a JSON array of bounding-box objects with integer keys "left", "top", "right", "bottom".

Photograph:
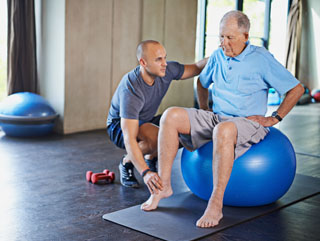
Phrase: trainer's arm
[
  {"left": 180, "top": 58, "right": 208, "bottom": 80},
  {"left": 247, "top": 83, "right": 304, "bottom": 126},
  {"left": 121, "top": 118, "right": 163, "bottom": 193},
  {"left": 197, "top": 77, "right": 209, "bottom": 110},
  {"left": 121, "top": 118, "right": 147, "bottom": 173}
]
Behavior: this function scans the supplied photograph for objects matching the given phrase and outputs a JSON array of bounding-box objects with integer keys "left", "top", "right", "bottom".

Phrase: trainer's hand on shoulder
[
  {"left": 246, "top": 115, "right": 277, "bottom": 127},
  {"left": 143, "top": 171, "right": 163, "bottom": 194}
]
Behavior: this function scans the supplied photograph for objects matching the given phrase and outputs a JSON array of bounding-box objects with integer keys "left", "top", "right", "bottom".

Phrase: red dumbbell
[
  {"left": 86, "top": 169, "right": 115, "bottom": 184},
  {"left": 92, "top": 169, "right": 115, "bottom": 184},
  {"left": 103, "top": 169, "right": 115, "bottom": 182}
]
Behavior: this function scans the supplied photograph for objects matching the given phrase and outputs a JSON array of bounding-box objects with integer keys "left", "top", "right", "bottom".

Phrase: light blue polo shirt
[{"left": 199, "top": 42, "right": 299, "bottom": 117}]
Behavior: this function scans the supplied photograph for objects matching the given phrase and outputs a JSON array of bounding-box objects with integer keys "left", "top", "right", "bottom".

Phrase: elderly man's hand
[
  {"left": 247, "top": 115, "right": 279, "bottom": 127},
  {"left": 143, "top": 171, "right": 163, "bottom": 194}
]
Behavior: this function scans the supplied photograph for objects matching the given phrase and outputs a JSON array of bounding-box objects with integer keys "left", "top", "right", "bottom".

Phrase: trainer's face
[
  {"left": 142, "top": 44, "right": 167, "bottom": 78},
  {"left": 219, "top": 17, "right": 248, "bottom": 57}
]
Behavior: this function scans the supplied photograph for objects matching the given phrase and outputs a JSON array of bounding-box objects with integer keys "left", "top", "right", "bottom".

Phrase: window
[
  {"left": 0, "top": 0, "right": 8, "bottom": 101},
  {"left": 243, "top": 0, "right": 266, "bottom": 47},
  {"left": 269, "top": 0, "right": 289, "bottom": 65},
  {"left": 199, "top": 0, "right": 290, "bottom": 61},
  {"left": 204, "top": 0, "right": 235, "bottom": 57}
]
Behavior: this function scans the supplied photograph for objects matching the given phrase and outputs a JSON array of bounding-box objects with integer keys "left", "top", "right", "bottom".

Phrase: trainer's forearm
[
  {"left": 180, "top": 58, "right": 208, "bottom": 80},
  {"left": 123, "top": 138, "right": 149, "bottom": 174},
  {"left": 121, "top": 118, "right": 150, "bottom": 174}
]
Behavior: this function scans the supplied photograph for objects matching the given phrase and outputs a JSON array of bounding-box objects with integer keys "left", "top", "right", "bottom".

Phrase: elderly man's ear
[{"left": 243, "top": 32, "right": 249, "bottom": 41}]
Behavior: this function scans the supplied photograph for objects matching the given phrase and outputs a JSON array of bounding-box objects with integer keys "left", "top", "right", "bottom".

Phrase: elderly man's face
[{"left": 219, "top": 17, "right": 248, "bottom": 57}]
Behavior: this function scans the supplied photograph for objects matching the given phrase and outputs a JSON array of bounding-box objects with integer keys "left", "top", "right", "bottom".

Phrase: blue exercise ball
[
  {"left": 0, "top": 92, "right": 58, "bottom": 137},
  {"left": 181, "top": 127, "right": 296, "bottom": 207}
]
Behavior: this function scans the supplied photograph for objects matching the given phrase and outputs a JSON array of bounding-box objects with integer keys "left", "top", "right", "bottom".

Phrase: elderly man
[
  {"left": 107, "top": 40, "right": 207, "bottom": 190},
  {"left": 141, "top": 11, "right": 304, "bottom": 228}
]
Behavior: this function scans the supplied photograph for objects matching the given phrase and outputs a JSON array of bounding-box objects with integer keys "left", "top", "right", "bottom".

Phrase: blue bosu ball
[
  {"left": 0, "top": 92, "right": 58, "bottom": 137},
  {"left": 181, "top": 127, "right": 296, "bottom": 207}
]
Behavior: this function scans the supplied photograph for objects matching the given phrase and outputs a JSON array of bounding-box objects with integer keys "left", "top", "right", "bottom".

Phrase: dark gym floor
[{"left": 0, "top": 103, "right": 319, "bottom": 241}]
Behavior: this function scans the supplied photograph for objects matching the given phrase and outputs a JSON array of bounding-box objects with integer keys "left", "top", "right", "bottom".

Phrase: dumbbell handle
[
  {"left": 92, "top": 172, "right": 114, "bottom": 184},
  {"left": 102, "top": 169, "right": 115, "bottom": 181}
]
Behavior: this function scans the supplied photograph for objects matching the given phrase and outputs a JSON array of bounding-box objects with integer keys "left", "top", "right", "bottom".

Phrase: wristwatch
[{"left": 271, "top": 111, "right": 282, "bottom": 122}]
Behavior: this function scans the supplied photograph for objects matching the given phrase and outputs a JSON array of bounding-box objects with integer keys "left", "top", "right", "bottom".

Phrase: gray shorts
[{"left": 179, "top": 108, "right": 269, "bottom": 159}]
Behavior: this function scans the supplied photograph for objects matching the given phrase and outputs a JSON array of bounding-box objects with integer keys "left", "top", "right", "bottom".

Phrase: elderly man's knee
[
  {"left": 160, "top": 107, "right": 183, "bottom": 126},
  {"left": 213, "top": 122, "right": 237, "bottom": 142}
]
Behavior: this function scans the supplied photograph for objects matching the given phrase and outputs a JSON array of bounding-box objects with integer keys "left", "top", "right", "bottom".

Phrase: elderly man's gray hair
[{"left": 220, "top": 10, "right": 250, "bottom": 33}]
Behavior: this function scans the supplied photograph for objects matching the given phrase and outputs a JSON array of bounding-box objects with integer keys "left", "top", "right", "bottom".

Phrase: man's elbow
[{"left": 295, "top": 83, "right": 305, "bottom": 98}]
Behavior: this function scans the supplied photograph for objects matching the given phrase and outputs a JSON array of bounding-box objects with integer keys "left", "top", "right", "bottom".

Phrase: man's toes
[
  {"left": 141, "top": 202, "right": 149, "bottom": 210},
  {"left": 142, "top": 204, "right": 150, "bottom": 210},
  {"left": 197, "top": 218, "right": 219, "bottom": 228},
  {"left": 196, "top": 220, "right": 201, "bottom": 227},
  {"left": 141, "top": 200, "right": 155, "bottom": 211},
  {"left": 196, "top": 220, "right": 204, "bottom": 228}
]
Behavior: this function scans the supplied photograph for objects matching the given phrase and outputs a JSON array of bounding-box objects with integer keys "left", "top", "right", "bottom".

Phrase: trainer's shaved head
[{"left": 136, "top": 40, "right": 161, "bottom": 61}]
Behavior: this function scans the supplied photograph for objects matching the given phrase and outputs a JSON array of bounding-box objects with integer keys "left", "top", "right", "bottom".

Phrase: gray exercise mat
[{"left": 103, "top": 174, "right": 320, "bottom": 241}]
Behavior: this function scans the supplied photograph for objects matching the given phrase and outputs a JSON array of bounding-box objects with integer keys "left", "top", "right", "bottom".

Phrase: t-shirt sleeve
[
  {"left": 165, "top": 61, "right": 185, "bottom": 80},
  {"left": 199, "top": 54, "right": 215, "bottom": 88},
  {"left": 263, "top": 52, "right": 300, "bottom": 95},
  {"left": 119, "top": 88, "right": 144, "bottom": 120}
]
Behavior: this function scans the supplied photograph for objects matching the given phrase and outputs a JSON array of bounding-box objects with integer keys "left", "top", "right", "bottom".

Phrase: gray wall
[
  {"left": 37, "top": 0, "right": 197, "bottom": 134},
  {"left": 142, "top": 0, "right": 197, "bottom": 114}
]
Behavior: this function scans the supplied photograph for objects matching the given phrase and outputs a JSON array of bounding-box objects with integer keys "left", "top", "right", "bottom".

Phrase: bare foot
[
  {"left": 141, "top": 188, "right": 173, "bottom": 211},
  {"left": 196, "top": 201, "right": 223, "bottom": 228}
]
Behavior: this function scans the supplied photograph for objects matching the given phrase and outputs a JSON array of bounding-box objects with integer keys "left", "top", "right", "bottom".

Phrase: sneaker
[
  {"left": 145, "top": 157, "right": 157, "bottom": 172},
  {"left": 119, "top": 157, "right": 139, "bottom": 188}
]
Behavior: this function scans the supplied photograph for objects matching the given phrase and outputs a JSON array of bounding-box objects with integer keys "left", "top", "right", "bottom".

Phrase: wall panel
[{"left": 64, "top": 0, "right": 112, "bottom": 133}]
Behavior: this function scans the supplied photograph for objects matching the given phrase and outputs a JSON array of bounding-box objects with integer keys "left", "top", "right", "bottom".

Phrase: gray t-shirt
[{"left": 107, "top": 61, "right": 184, "bottom": 126}]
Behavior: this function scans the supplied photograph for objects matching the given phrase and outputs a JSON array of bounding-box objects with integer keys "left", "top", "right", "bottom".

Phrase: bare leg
[
  {"left": 122, "top": 123, "right": 159, "bottom": 165},
  {"left": 141, "top": 107, "right": 191, "bottom": 211},
  {"left": 196, "top": 122, "right": 237, "bottom": 228},
  {"left": 138, "top": 123, "right": 159, "bottom": 160}
]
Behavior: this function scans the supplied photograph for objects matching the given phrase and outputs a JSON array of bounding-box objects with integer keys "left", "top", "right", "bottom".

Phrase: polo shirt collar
[{"left": 233, "top": 41, "right": 251, "bottom": 61}]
